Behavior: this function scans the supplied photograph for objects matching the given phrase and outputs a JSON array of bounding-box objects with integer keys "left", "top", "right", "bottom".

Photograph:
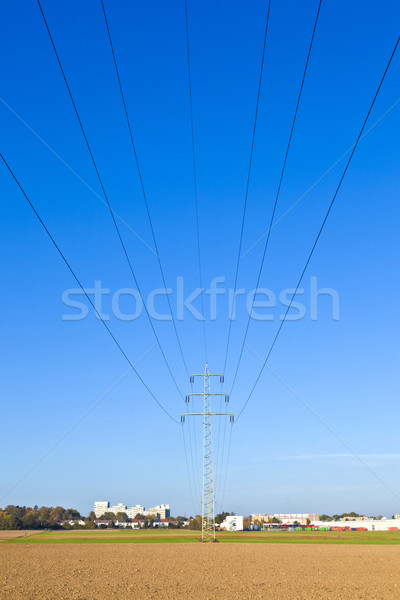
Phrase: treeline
[
  {"left": 319, "top": 512, "right": 385, "bottom": 521},
  {"left": 188, "top": 512, "right": 234, "bottom": 530},
  {"left": 0, "top": 505, "right": 89, "bottom": 530}
]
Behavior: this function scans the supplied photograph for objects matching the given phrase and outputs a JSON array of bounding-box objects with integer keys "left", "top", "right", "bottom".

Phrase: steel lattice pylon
[
  {"left": 202, "top": 364, "right": 214, "bottom": 540},
  {"left": 181, "top": 364, "right": 234, "bottom": 541}
]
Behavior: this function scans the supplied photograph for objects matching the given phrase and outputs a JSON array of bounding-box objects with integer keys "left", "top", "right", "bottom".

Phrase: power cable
[
  {"left": 36, "top": 0, "right": 185, "bottom": 400},
  {"left": 220, "top": 422, "right": 233, "bottom": 511},
  {"left": 235, "top": 33, "right": 400, "bottom": 422},
  {"left": 217, "top": 0, "right": 272, "bottom": 506},
  {"left": 214, "top": 381, "right": 223, "bottom": 503},
  {"left": 216, "top": 400, "right": 228, "bottom": 510},
  {"left": 0, "top": 153, "right": 179, "bottom": 425},
  {"left": 182, "top": 424, "right": 197, "bottom": 516},
  {"left": 184, "top": 0, "right": 208, "bottom": 362},
  {"left": 230, "top": 0, "right": 322, "bottom": 395},
  {"left": 100, "top": 0, "right": 190, "bottom": 378},
  {"left": 222, "top": 0, "right": 272, "bottom": 374}
]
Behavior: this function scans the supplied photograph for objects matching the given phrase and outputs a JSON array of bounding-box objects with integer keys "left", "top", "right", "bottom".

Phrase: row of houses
[{"left": 94, "top": 519, "right": 188, "bottom": 529}]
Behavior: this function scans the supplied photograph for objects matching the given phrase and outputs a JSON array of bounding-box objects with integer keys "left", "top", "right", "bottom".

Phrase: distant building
[
  {"left": 110, "top": 504, "right": 127, "bottom": 515},
  {"left": 148, "top": 504, "right": 170, "bottom": 519},
  {"left": 60, "top": 519, "right": 85, "bottom": 527},
  {"left": 251, "top": 513, "right": 319, "bottom": 525},
  {"left": 221, "top": 516, "right": 244, "bottom": 531},
  {"left": 126, "top": 506, "right": 146, "bottom": 519},
  {"left": 114, "top": 520, "right": 130, "bottom": 528},
  {"left": 94, "top": 501, "right": 110, "bottom": 518},
  {"left": 94, "top": 501, "right": 170, "bottom": 519},
  {"left": 339, "top": 515, "right": 372, "bottom": 521},
  {"left": 94, "top": 520, "right": 112, "bottom": 527},
  {"left": 271, "top": 513, "right": 319, "bottom": 525},
  {"left": 251, "top": 513, "right": 269, "bottom": 524},
  {"left": 314, "top": 518, "right": 400, "bottom": 532},
  {"left": 153, "top": 519, "right": 169, "bottom": 528}
]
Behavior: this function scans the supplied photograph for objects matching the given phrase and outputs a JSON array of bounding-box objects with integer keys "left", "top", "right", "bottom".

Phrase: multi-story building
[
  {"left": 126, "top": 506, "right": 146, "bottom": 519},
  {"left": 94, "top": 501, "right": 110, "bottom": 518},
  {"left": 272, "top": 513, "right": 320, "bottom": 524},
  {"left": 110, "top": 504, "right": 127, "bottom": 515},
  {"left": 148, "top": 504, "right": 170, "bottom": 519},
  {"left": 251, "top": 513, "right": 269, "bottom": 524},
  {"left": 95, "top": 501, "right": 170, "bottom": 519},
  {"left": 220, "top": 516, "right": 244, "bottom": 531}
]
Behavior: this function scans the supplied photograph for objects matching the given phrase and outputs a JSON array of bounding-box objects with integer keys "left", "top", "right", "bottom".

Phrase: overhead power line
[
  {"left": 182, "top": 424, "right": 198, "bottom": 516},
  {"left": 0, "top": 153, "right": 178, "bottom": 425},
  {"left": 100, "top": 0, "right": 190, "bottom": 378},
  {"left": 235, "top": 33, "right": 400, "bottom": 422},
  {"left": 184, "top": 0, "right": 208, "bottom": 363},
  {"left": 36, "top": 0, "right": 184, "bottom": 400},
  {"left": 229, "top": 0, "right": 322, "bottom": 394},
  {"left": 184, "top": 0, "right": 208, "bottom": 511},
  {"left": 222, "top": 0, "right": 272, "bottom": 374}
]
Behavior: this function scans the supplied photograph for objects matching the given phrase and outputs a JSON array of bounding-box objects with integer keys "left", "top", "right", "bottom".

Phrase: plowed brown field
[{"left": 1, "top": 543, "right": 399, "bottom": 599}]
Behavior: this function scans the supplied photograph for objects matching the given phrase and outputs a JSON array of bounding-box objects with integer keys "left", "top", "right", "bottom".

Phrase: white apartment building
[
  {"left": 126, "top": 506, "right": 146, "bottom": 519},
  {"left": 95, "top": 501, "right": 170, "bottom": 519},
  {"left": 148, "top": 504, "right": 170, "bottom": 519},
  {"left": 110, "top": 504, "right": 127, "bottom": 515},
  {"left": 220, "top": 516, "right": 244, "bottom": 531},
  {"left": 94, "top": 501, "right": 110, "bottom": 518},
  {"left": 272, "top": 513, "right": 320, "bottom": 524}
]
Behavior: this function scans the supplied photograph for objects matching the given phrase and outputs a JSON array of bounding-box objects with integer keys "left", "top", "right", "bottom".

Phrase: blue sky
[{"left": 1, "top": 0, "right": 399, "bottom": 518}]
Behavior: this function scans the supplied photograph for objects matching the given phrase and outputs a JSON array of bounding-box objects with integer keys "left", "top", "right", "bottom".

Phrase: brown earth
[
  {"left": 1, "top": 543, "right": 400, "bottom": 599},
  {"left": 0, "top": 531, "right": 39, "bottom": 541}
]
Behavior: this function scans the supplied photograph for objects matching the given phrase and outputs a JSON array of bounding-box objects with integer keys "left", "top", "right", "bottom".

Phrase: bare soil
[
  {"left": 0, "top": 531, "right": 39, "bottom": 541},
  {"left": 1, "top": 543, "right": 399, "bottom": 599}
]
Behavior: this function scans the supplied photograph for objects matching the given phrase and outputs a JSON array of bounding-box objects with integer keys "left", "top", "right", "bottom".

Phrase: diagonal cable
[
  {"left": 223, "top": 0, "right": 272, "bottom": 374},
  {"left": 241, "top": 95, "right": 400, "bottom": 260},
  {"left": 235, "top": 33, "right": 400, "bottom": 421},
  {"left": 246, "top": 342, "right": 400, "bottom": 502},
  {"left": 182, "top": 424, "right": 198, "bottom": 517},
  {"left": 229, "top": 0, "right": 322, "bottom": 395},
  {"left": 0, "top": 152, "right": 179, "bottom": 425},
  {"left": 219, "top": 422, "right": 233, "bottom": 511},
  {"left": 0, "top": 348, "right": 155, "bottom": 502},
  {"left": 36, "top": 0, "right": 184, "bottom": 400},
  {"left": 100, "top": 0, "right": 190, "bottom": 377},
  {"left": 0, "top": 97, "right": 158, "bottom": 258}
]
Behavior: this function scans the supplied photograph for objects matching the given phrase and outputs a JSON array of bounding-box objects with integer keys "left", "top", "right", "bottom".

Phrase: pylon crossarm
[
  {"left": 186, "top": 393, "right": 228, "bottom": 396},
  {"left": 190, "top": 374, "right": 223, "bottom": 377},
  {"left": 181, "top": 412, "right": 234, "bottom": 416}
]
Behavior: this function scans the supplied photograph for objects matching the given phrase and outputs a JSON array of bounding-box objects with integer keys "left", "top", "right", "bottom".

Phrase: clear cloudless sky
[{"left": 1, "top": 0, "right": 399, "bottom": 518}]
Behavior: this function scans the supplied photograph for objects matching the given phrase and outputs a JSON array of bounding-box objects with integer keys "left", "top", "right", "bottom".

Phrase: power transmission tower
[{"left": 182, "top": 364, "right": 234, "bottom": 541}]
